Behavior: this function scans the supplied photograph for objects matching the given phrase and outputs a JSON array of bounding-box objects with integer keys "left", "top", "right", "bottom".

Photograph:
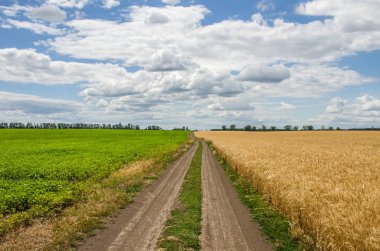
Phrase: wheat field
[{"left": 195, "top": 131, "right": 380, "bottom": 250}]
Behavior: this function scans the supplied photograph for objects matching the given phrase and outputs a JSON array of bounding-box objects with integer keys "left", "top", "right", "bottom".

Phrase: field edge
[{"left": 207, "top": 141, "right": 304, "bottom": 251}]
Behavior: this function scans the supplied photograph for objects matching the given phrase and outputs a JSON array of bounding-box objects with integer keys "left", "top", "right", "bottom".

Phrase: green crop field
[{"left": 0, "top": 129, "right": 189, "bottom": 235}]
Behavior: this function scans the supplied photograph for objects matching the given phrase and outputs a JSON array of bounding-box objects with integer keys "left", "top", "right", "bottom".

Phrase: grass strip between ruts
[
  {"left": 209, "top": 142, "right": 304, "bottom": 251},
  {"left": 158, "top": 142, "right": 203, "bottom": 250}
]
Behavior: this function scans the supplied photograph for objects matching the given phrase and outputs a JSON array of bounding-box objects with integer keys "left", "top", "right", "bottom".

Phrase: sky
[{"left": 0, "top": 0, "right": 379, "bottom": 129}]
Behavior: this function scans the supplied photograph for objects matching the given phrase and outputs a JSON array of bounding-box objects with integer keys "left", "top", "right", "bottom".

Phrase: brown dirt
[
  {"left": 77, "top": 142, "right": 199, "bottom": 251},
  {"left": 200, "top": 142, "right": 273, "bottom": 251}
]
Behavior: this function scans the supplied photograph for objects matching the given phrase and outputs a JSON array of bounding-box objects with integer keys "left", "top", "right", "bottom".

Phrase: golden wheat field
[{"left": 195, "top": 131, "right": 380, "bottom": 250}]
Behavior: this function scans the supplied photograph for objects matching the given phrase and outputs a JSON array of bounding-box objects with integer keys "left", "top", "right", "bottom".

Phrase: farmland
[
  {"left": 0, "top": 129, "right": 189, "bottom": 236},
  {"left": 195, "top": 131, "right": 380, "bottom": 250}
]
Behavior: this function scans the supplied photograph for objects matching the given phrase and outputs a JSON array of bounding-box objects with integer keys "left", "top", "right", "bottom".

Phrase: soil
[
  {"left": 200, "top": 142, "right": 272, "bottom": 251},
  {"left": 77, "top": 142, "right": 199, "bottom": 251}
]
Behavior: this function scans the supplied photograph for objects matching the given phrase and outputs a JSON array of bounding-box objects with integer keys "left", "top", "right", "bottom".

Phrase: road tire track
[
  {"left": 200, "top": 142, "right": 273, "bottom": 251},
  {"left": 78, "top": 142, "right": 198, "bottom": 251}
]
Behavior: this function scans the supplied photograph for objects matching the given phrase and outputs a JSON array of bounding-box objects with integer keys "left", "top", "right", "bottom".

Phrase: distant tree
[
  {"left": 328, "top": 126, "right": 334, "bottom": 130},
  {"left": 270, "top": 126, "right": 277, "bottom": 131},
  {"left": 336, "top": 127, "right": 341, "bottom": 130},
  {"left": 244, "top": 125, "right": 252, "bottom": 131},
  {"left": 261, "top": 125, "right": 267, "bottom": 130},
  {"left": 321, "top": 125, "right": 326, "bottom": 130},
  {"left": 303, "top": 125, "right": 314, "bottom": 130},
  {"left": 284, "top": 125, "right": 292, "bottom": 131},
  {"left": 230, "top": 124, "right": 236, "bottom": 130},
  {"left": 293, "top": 126, "right": 299, "bottom": 131},
  {"left": 252, "top": 126, "right": 257, "bottom": 131},
  {"left": 222, "top": 125, "right": 227, "bottom": 131}
]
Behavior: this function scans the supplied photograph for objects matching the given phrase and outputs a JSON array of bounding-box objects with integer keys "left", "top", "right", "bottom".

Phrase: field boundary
[
  {"left": 206, "top": 141, "right": 304, "bottom": 251},
  {"left": 0, "top": 136, "right": 193, "bottom": 250}
]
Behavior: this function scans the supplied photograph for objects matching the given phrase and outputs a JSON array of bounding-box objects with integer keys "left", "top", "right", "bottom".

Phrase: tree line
[
  {"left": 0, "top": 122, "right": 164, "bottom": 130},
  {"left": 214, "top": 124, "right": 344, "bottom": 131}
]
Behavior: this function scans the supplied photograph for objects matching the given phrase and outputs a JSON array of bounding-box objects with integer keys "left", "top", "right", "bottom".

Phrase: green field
[{"left": 0, "top": 129, "right": 189, "bottom": 234}]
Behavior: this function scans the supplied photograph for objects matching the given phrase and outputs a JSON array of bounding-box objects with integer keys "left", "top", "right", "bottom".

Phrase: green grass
[
  {"left": 159, "top": 142, "right": 203, "bottom": 250},
  {"left": 0, "top": 129, "right": 189, "bottom": 236},
  {"left": 210, "top": 144, "right": 303, "bottom": 251}
]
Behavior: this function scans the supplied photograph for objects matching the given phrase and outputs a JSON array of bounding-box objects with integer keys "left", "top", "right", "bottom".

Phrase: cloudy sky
[{"left": 0, "top": 0, "right": 379, "bottom": 129}]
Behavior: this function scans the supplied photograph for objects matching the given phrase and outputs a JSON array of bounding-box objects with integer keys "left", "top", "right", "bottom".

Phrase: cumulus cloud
[
  {"left": 0, "top": 48, "right": 135, "bottom": 86},
  {"left": 188, "top": 68, "right": 244, "bottom": 97},
  {"left": 315, "top": 94, "right": 380, "bottom": 128},
  {"left": 47, "top": 5, "right": 208, "bottom": 64},
  {"left": 356, "top": 95, "right": 380, "bottom": 111},
  {"left": 238, "top": 64, "right": 290, "bottom": 83},
  {"left": 296, "top": 0, "right": 380, "bottom": 32},
  {"left": 145, "top": 48, "right": 193, "bottom": 72},
  {"left": 1, "top": 2, "right": 379, "bottom": 127},
  {"left": 29, "top": 5, "right": 66, "bottom": 23},
  {"left": 0, "top": 91, "right": 82, "bottom": 114},
  {"left": 42, "top": 4, "right": 380, "bottom": 73},
  {"left": 326, "top": 97, "right": 347, "bottom": 113},
  {"left": 145, "top": 12, "right": 170, "bottom": 24},
  {"left": 327, "top": 95, "right": 380, "bottom": 116},
  {"left": 277, "top": 64, "right": 374, "bottom": 97}
]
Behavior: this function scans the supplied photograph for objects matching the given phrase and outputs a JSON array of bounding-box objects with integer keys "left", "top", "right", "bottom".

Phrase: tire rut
[
  {"left": 78, "top": 142, "right": 198, "bottom": 251},
  {"left": 200, "top": 142, "right": 272, "bottom": 251}
]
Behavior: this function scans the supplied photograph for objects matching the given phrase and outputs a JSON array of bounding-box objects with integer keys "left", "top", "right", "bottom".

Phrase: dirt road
[
  {"left": 78, "top": 142, "right": 198, "bottom": 251},
  {"left": 200, "top": 142, "right": 272, "bottom": 251}
]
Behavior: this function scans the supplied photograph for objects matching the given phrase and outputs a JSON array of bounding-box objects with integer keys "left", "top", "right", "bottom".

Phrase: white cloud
[
  {"left": 6, "top": 19, "right": 63, "bottom": 35},
  {"left": 43, "top": 4, "right": 380, "bottom": 73},
  {"left": 161, "top": 0, "right": 180, "bottom": 5},
  {"left": 279, "top": 102, "right": 296, "bottom": 110},
  {"left": 46, "top": 0, "right": 91, "bottom": 9},
  {"left": 238, "top": 64, "right": 290, "bottom": 83},
  {"left": 0, "top": 4, "right": 32, "bottom": 17},
  {"left": 102, "top": 0, "right": 120, "bottom": 9},
  {"left": 208, "top": 96, "right": 254, "bottom": 111},
  {"left": 145, "top": 48, "right": 193, "bottom": 72},
  {"left": 326, "top": 97, "right": 347, "bottom": 113},
  {"left": 47, "top": 5, "right": 208, "bottom": 64},
  {"left": 277, "top": 64, "right": 374, "bottom": 97},
  {"left": 188, "top": 68, "right": 244, "bottom": 97},
  {"left": 0, "top": 91, "right": 82, "bottom": 114},
  {"left": 296, "top": 0, "right": 380, "bottom": 31},
  {"left": 315, "top": 95, "right": 380, "bottom": 127},
  {"left": 29, "top": 5, "right": 67, "bottom": 23},
  {"left": 256, "top": 0, "right": 275, "bottom": 12},
  {"left": 0, "top": 48, "right": 134, "bottom": 85},
  {"left": 356, "top": 95, "right": 380, "bottom": 111},
  {"left": 1, "top": 2, "right": 379, "bottom": 127},
  {"left": 145, "top": 12, "right": 170, "bottom": 24}
]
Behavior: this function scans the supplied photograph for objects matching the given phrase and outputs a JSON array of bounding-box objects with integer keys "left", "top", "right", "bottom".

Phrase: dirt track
[
  {"left": 78, "top": 142, "right": 198, "bottom": 251},
  {"left": 78, "top": 141, "right": 272, "bottom": 251},
  {"left": 200, "top": 142, "right": 272, "bottom": 251}
]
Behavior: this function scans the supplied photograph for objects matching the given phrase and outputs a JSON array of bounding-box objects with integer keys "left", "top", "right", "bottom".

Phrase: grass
[
  {"left": 0, "top": 129, "right": 189, "bottom": 239},
  {"left": 158, "top": 142, "right": 203, "bottom": 250},
  {"left": 212, "top": 145, "right": 302, "bottom": 251}
]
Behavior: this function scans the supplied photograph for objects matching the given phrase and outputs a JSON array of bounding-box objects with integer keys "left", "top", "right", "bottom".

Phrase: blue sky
[{"left": 0, "top": 0, "right": 379, "bottom": 129}]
